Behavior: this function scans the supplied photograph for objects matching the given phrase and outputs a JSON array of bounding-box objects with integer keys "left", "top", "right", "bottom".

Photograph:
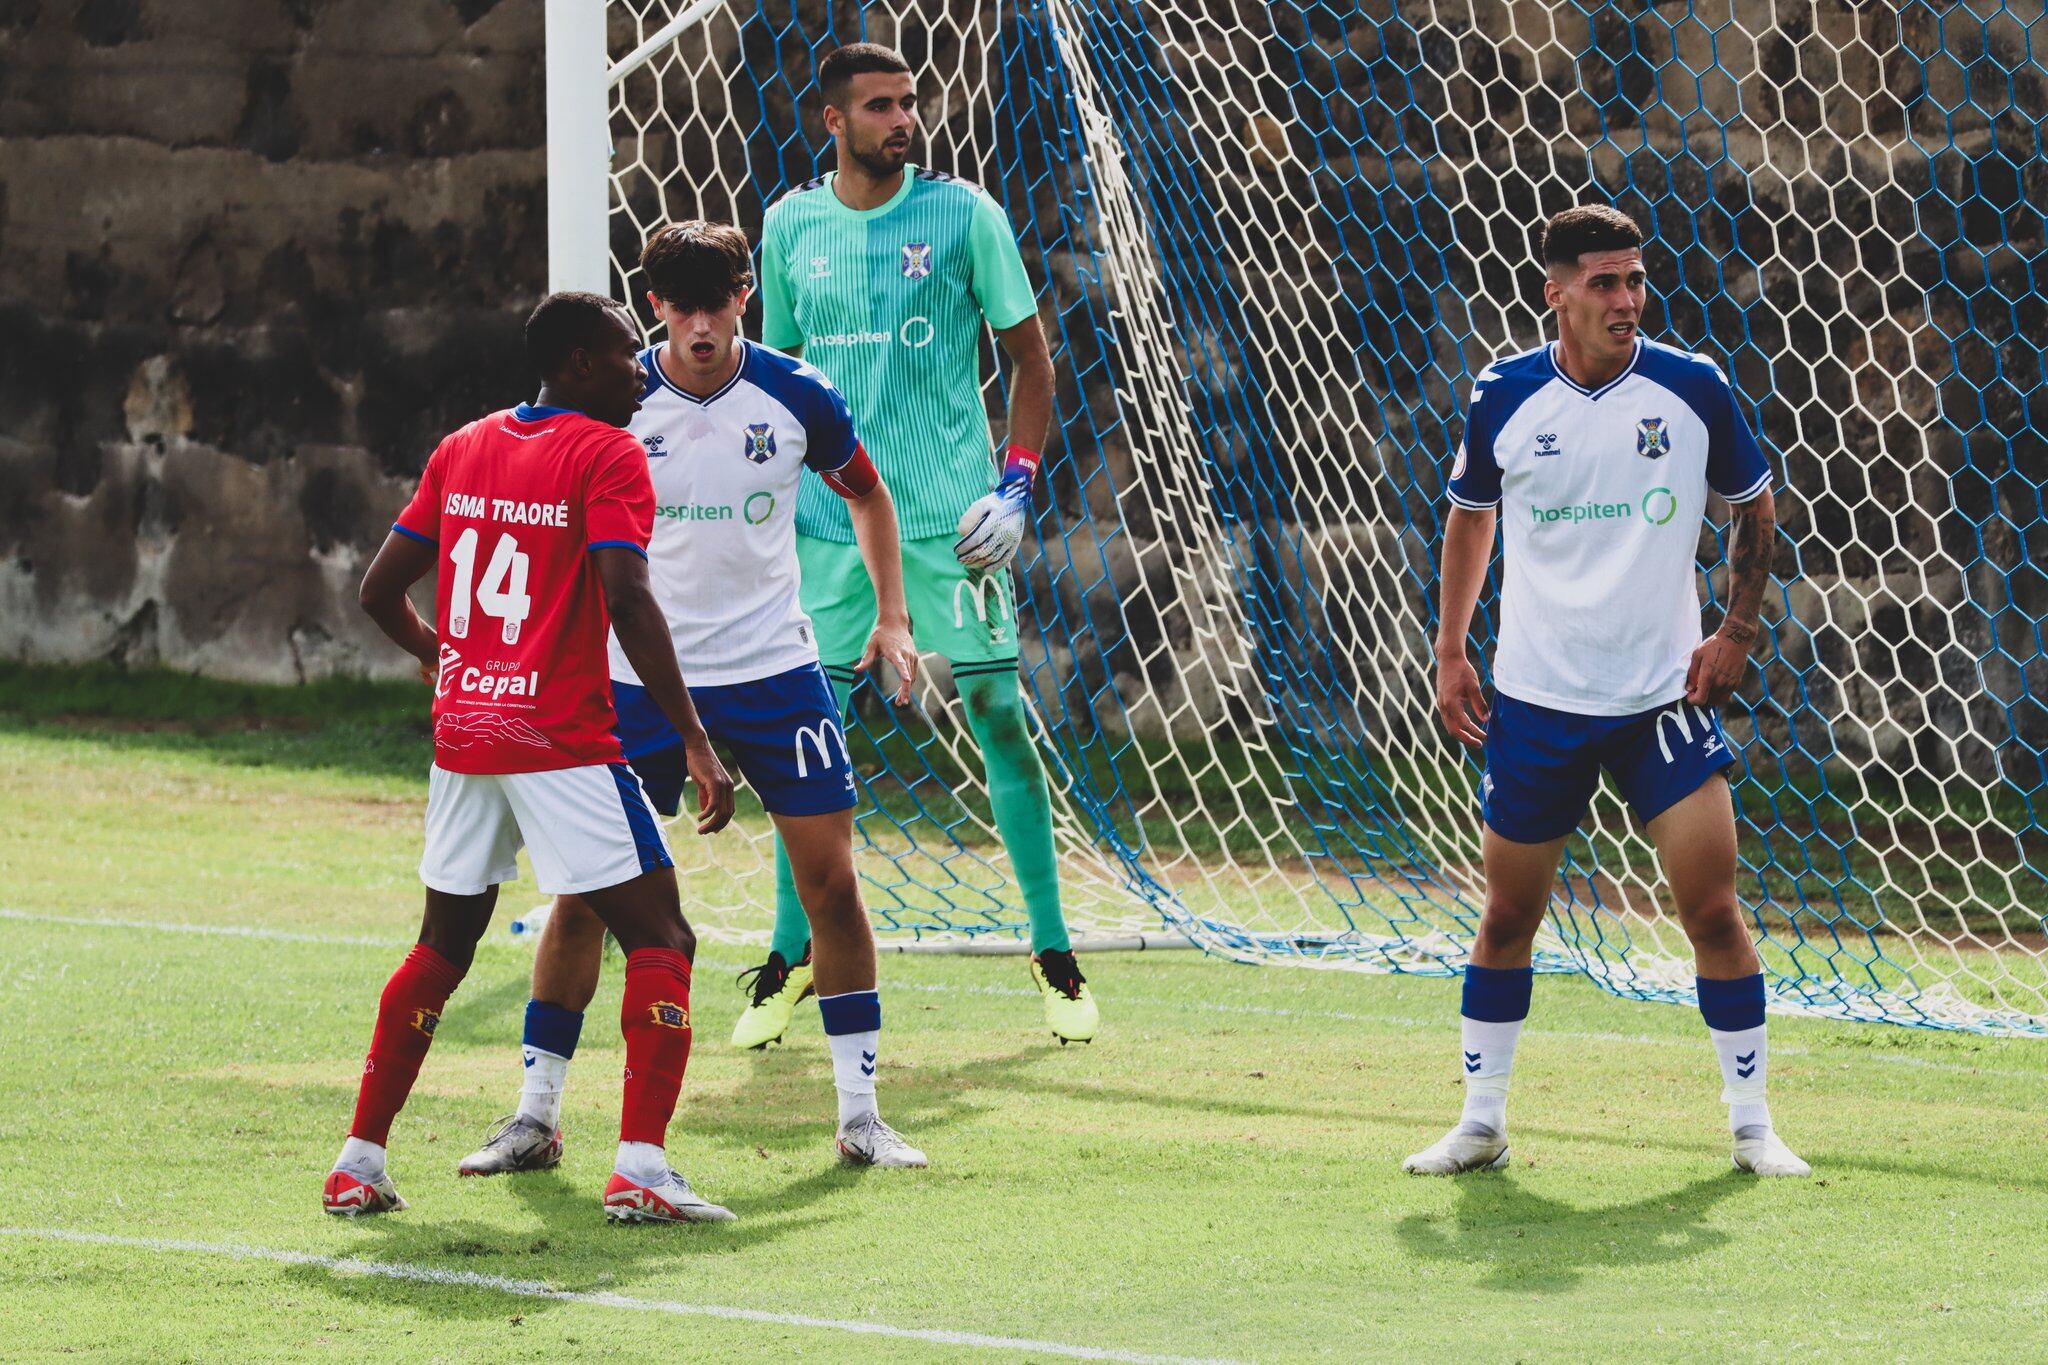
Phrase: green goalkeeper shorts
[{"left": 797, "top": 532, "right": 1019, "bottom": 668}]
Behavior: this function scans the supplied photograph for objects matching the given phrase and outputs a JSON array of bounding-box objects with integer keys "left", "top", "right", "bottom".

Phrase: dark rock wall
[
  {"left": 4, "top": 0, "right": 2043, "bottom": 810},
  {"left": 0, "top": 0, "right": 545, "bottom": 680}
]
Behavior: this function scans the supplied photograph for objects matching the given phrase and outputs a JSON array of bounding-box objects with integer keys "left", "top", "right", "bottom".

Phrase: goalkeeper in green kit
[{"left": 729, "top": 41, "right": 1100, "bottom": 1046}]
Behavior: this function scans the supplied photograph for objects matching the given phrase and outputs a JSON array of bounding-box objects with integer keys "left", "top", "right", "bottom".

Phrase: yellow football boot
[
  {"left": 1029, "top": 948, "right": 1099, "bottom": 1044},
  {"left": 730, "top": 949, "right": 815, "bottom": 1050}
]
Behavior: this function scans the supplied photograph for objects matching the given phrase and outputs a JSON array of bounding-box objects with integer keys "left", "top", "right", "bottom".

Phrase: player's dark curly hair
[
  {"left": 640, "top": 220, "right": 755, "bottom": 313},
  {"left": 819, "top": 41, "right": 911, "bottom": 107},
  {"left": 525, "top": 291, "right": 628, "bottom": 377},
  {"left": 1541, "top": 205, "right": 1644, "bottom": 268}
]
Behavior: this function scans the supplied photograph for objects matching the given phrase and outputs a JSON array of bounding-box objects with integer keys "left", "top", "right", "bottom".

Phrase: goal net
[{"left": 562, "top": 0, "right": 2048, "bottom": 1035}]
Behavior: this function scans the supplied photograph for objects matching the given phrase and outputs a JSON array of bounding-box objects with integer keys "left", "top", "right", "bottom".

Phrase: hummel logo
[
  {"left": 1463, "top": 1050, "right": 1482, "bottom": 1073},
  {"left": 1735, "top": 1050, "right": 1757, "bottom": 1079},
  {"left": 1534, "top": 432, "right": 1559, "bottom": 457},
  {"left": 861, "top": 1050, "right": 877, "bottom": 1077},
  {"left": 523, "top": 1054, "right": 535, "bottom": 1068}
]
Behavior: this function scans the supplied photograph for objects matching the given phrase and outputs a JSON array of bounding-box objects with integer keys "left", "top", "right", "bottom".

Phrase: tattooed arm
[{"left": 1686, "top": 487, "right": 1777, "bottom": 706}]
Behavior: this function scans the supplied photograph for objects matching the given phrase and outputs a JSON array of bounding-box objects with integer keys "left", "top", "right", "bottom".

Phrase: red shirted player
[{"left": 324, "top": 292, "right": 739, "bottom": 1225}]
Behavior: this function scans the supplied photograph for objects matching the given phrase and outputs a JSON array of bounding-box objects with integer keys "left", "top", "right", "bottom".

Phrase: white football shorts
[{"left": 419, "top": 761, "right": 673, "bottom": 897}]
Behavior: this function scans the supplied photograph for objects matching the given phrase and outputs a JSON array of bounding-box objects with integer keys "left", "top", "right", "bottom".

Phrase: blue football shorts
[
  {"left": 610, "top": 662, "right": 857, "bottom": 819},
  {"left": 1480, "top": 693, "right": 1736, "bottom": 844}
]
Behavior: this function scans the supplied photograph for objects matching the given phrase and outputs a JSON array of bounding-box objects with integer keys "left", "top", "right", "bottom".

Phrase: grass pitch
[{"left": 1, "top": 667, "right": 2044, "bottom": 1362}]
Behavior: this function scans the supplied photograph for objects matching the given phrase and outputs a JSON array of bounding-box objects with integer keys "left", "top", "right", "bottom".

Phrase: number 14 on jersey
[{"left": 447, "top": 528, "right": 532, "bottom": 644}]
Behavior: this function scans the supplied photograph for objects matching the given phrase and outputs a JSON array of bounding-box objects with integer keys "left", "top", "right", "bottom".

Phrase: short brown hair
[
  {"left": 819, "top": 42, "right": 911, "bottom": 107},
  {"left": 640, "top": 220, "right": 755, "bottom": 312},
  {"left": 1540, "top": 205, "right": 1644, "bottom": 268}
]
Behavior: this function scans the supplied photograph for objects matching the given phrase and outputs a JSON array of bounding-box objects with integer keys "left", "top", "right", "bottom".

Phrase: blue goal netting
[{"left": 604, "top": 0, "right": 2048, "bottom": 1034}]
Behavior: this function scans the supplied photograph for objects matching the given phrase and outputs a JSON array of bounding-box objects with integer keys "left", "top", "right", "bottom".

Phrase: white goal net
[{"left": 557, "top": 0, "right": 2048, "bottom": 1035}]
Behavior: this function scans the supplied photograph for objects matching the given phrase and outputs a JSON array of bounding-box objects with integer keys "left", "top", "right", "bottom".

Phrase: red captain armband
[
  {"left": 999, "top": 442, "right": 1041, "bottom": 491},
  {"left": 820, "top": 443, "right": 880, "bottom": 499}
]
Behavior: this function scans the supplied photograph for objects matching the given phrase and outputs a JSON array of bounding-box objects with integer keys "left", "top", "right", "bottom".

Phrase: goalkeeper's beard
[{"left": 847, "top": 137, "right": 909, "bottom": 179}]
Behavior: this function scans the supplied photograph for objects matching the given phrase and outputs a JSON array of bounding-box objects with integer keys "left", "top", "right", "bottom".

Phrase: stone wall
[
  {"left": 0, "top": 0, "right": 545, "bottom": 680},
  {"left": 4, "top": 0, "right": 2042, "bottom": 792}
]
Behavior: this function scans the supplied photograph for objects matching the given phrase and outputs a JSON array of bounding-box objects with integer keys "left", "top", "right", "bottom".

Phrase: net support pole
[{"left": 545, "top": 0, "right": 611, "bottom": 295}]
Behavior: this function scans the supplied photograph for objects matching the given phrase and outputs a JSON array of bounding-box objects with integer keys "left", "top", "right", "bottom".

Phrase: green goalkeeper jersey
[{"left": 760, "top": 165, "right": 1039, "bottom": 543}]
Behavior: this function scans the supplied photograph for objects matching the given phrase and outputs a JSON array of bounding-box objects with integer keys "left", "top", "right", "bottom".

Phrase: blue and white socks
[
  {"left": 517, "top": 999, "right": 584, "bottom": 1131},
  {"left": 817, "top": 990, "right": 882, "bottom": 1128},
  {"left": 1452, "top": 967, "right": 1773, "bottom": 1139},
  {"left": 1699, "top": 973, "right": 1771, "bottom": 1134},
  {"left": 1457, "top": 965, "right": 1532, "bottom": 1135}
]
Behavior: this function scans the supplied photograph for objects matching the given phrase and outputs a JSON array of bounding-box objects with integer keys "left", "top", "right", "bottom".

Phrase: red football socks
[
  {"left": 619, "top": 947, "right": 694, "bottom": 1146},
  {"left": 348, "top": 943, "right": 466, "bottom": 1146}
]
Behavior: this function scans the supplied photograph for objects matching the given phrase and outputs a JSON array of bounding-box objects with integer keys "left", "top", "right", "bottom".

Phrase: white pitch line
[
  {"left": 0, "top": 907, "right": 396, "bottom": 948},
  {"left": 0, "top": 1226, "right": 1238, "bottom": 1364},
  {"left": 3, "top": 908, "right": 2042, "bottom": 1081}
]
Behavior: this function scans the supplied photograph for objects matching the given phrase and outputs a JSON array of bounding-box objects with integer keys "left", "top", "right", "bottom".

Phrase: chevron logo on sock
[
  {"left": 523, "top": 1054, "right": 535, "bottom": 1068},
  {"left": 1736, "top": 1050, "right": 1757, "bottom": 1079},
  {"left": 1463, "top": 1051, "right": 1482, "bottom": 1073},
  {"left": 861, "top": 1050, "right": 876, "bottom": 1077}
]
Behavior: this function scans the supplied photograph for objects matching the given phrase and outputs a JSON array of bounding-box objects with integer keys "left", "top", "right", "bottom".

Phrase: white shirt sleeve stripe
[{"left": 1720, "top": 470, "right": 1773, "bottom": 504}]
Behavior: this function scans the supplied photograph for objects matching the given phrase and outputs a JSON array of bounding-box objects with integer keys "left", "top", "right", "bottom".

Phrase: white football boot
[
  {"left": 457, "top": 1113, "right": 564, "bottom": 1176},
  {"left": 323, "top": 1166, "right": 407, "bottom": 1215},
  {"left": 1402, "top": 1123, "right": 1511, "bottom": 1175},
  {"left": 835, "top": 1112, "right": 929, "bottom": 1169},
  {"left": 602, "top": 1168, "right": 736, "bottom": 1223},
  {"left": 1732, "top": 1126, "right": 1812, "bottom": 1177}
]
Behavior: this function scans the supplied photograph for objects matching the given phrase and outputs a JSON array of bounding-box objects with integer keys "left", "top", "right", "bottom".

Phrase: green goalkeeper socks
[
  {"left": 768, "top": 664, "right": 1071, "bottom": 958},
  {"left": 954, "top": 664, "right": 1070, "bottom": 953},
  {"left": 768, "top": 671, "right": 855, "bottom": 965}
]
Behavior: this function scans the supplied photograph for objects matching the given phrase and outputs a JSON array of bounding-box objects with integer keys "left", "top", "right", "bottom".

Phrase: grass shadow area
[
  {"left": 0, "top": 660, "right": 432, "bottom": 783},
  {"left": 1395, "top": 1170, "right": 1749, "bottom": 1292}
]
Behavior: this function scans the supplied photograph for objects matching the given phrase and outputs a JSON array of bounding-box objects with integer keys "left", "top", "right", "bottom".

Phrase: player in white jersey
[
  {"left": 461, "top": 222, "right": 929, "bottom": 1175},
  {"left": 1408, "top": 205, "right": 1809, "bottom": 1179}
]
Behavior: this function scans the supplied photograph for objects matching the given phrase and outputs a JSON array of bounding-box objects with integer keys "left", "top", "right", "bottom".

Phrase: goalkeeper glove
[{"left": 953, "top": 444, "right": 1040, "bottom": 572}]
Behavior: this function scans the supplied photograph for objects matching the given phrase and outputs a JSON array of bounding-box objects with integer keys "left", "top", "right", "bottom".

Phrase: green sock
[
  {"left": 768, "top": 669, "right": 855, "bottom": 964},
  {"left": 953, "top": 665, "right": 1069, "bottom": 953}
]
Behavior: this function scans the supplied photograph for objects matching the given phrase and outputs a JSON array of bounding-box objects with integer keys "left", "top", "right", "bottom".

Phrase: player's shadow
[
  {"left": 683, "top": 1042, "right": 1046, "bottom": 1217},
  {"left": 290, "top": 1158, "right": 848, "bottom": 1327},
  {"left": 1394, "top": 1170, "right": 1746, "bottom": 1292},
  {"left": 281, "top": 1202, "right": 797, "bottom": 1326}
]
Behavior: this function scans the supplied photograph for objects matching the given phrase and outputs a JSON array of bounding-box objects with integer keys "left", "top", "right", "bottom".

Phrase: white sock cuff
[
  {"left": 616, "top": 1139, "right": 665, "bottom": 1182},
  {"left": 1459, "top": 1015, "right": 1524, "bottom": 1086},
  {"left": 1710, "top": 1023, "right": 1768, "bottom": 1105},
  {"left": 336, "top": 1136, "right": 386, "bottom": 1176}
]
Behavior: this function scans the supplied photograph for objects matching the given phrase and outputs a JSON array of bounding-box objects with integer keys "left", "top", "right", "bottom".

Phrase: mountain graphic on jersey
[{"left": 434, "top": 711, "right": 554, "bottom": 753}]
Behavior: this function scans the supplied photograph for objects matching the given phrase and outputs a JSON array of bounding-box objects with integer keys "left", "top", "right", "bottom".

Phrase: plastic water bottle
[{"left": 508, "top": 904, "right": 552, "bottom": 941}]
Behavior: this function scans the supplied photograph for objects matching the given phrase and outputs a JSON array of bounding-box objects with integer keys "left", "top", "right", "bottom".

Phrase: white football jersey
[
  {"left": 608, "top": 340, "right": 861, "bottom": 688},
  {"left": 1447, "top": 338, "right": 1773, "bottom": 716}
]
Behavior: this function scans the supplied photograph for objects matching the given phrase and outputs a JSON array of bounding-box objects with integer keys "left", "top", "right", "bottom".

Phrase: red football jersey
[{"left": 394, "top": 403, "right": 654, "bottom": 774}]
